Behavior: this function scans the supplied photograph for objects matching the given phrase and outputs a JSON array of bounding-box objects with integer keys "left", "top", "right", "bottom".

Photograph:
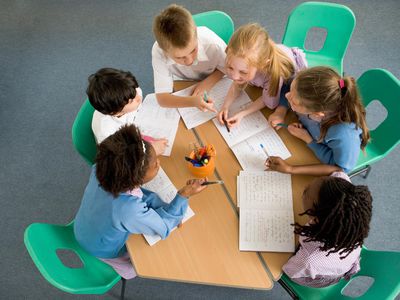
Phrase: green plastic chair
[
  {"left": 282, "top": 1, "right": 356, "bottom": 74},
  {"left": 24, "top": 222, "right": 126, "bottom": 298},
  {"left": 193, "top": 10, "right": 234, "bottom": 44},
  {"left": 279, "top": 247, "right": 400, "bottom": 300},
  {"left": 350, "top": 69, "right": 400, "bottom": 178},
  {"left": 72, "top": 99, "right": 96, "bottom": 165}
]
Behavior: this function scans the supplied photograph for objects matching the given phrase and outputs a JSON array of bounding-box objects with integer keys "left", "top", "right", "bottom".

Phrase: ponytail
[{"left": 296, "top": 67, "right": 370, "bottom": 150}]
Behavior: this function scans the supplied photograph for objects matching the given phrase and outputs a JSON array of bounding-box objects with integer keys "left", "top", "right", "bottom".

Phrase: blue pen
[
  {"left": 276, "top": 122, "right": 288, "bottom": 128},
  {"left": 260, "top": 144, "right": 269, "bottom": 158},
  {"left": 203, "top": 91, "right": 209, "bottom": 103}
]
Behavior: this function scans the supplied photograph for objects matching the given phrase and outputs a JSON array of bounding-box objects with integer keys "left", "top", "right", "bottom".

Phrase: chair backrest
[
  {"left": 24, "top": 222, "right": 120, "bottom": 294},
  {"left": 282, "top": 1, "right": 356, "bottom": 74},
  {"left": 193, "top": 11, "right": 234, "bottom": 44},
  {"left": 353, "top": 69, "right": 400, "bottom": 171},
  {"left": 72, "top": 99, "right": 96, "bottom": 165},
  {"left": 279, "top": 246, "right": 400, "bottom": 300}
]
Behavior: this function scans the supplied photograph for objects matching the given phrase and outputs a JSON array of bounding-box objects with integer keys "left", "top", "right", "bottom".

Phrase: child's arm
[
  {"left": 156, "top": 93, "right": 217, "bottom": 112},
  {"left": 265, "top": 156, "right": 342, "bottom": 176},
  {"left": 192, "top": 69, "right": 225, "bottom": 97}
]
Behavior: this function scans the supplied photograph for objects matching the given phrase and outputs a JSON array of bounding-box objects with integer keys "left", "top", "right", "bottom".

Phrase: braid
[{"left": 294, "top": 177, "right": 372, "bottom": 259}]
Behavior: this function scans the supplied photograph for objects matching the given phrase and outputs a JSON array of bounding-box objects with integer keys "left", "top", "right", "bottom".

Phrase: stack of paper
[
  {"left": 142, "top": 168, "right": 194, "bottom": 246},
  {"left": 238, "top": 171, "right": 294, "bottom": 252},
  {"left": 136, "top": 94, "right": 180, "bottom": 156}
]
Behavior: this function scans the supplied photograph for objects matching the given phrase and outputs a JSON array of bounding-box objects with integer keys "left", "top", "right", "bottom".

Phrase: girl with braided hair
[
  {"left": 268, "top": 66, "right": 370, "bottom": 174},
  {"left": 74, "top": 124, "right": 208, "bottom": 279},
  {"left": 280, "top": 169, "right": 373, "bottom": 287}
]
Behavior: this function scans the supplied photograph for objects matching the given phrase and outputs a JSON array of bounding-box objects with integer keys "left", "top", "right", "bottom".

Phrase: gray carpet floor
[{"left": 1, "top": 0, "right": 399, "bottom": 299}]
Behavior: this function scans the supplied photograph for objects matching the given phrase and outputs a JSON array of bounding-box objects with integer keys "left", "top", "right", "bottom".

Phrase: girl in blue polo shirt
[
  {"left": 74, "top": 124, "right": 207, "bottom": 279},
  {"left": 268, "top": 66, "right": 370, "bottom": 174}
]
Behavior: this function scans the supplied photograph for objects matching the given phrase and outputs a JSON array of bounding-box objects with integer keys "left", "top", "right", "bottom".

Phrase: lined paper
[
  {"left": 142, "top": 168, "right": 194, "bottom": 246},
  {"left": 238, "top": 171, "right": 294, "bottom": 252},
  {"left": 135, "top": 94, "right": 180, "bottom": 156}
]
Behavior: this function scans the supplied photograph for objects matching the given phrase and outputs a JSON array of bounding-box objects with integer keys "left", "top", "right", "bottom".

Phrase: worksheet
[
  {"left": 238, "top": 171, "right": 294, "bottom": 252},
  {"left": 177, "top": 77, "right": 250, "bottom": 129},
  {"left": 142, "top": 168, "right": 194, "bottom": 246},
  {"left": 135, "top": 94, "right": 180, "bottom": 156}
]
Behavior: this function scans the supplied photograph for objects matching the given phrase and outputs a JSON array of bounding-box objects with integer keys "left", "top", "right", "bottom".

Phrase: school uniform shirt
[
  {"left": 248, "top": 45, "right": 307, "bottom": 109},
  {"left": 91, "top": 88, "right": 143, "bottom": 144},
  {"left": 283, "top": 171, "right": 362, "bottom": 288},
  {"left": 152, "top": 26, "right": 227, "bottom": 94},
  {"left": 298, "top": 113, "right": 362, "bottom": 173},
  {"left": 74, "top": 166, "right": 188, "bottom": 259}
]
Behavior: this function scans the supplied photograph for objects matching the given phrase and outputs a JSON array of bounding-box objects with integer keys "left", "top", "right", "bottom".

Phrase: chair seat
[{"left": 24, "top": 223, "right": 120, "bottom": 294}]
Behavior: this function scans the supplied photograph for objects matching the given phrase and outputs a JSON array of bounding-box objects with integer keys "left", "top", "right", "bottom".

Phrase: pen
[
  {"left": 260, "top": 144, "right": 269, "bottom": 158},
  {"left": 276, "top": 122, "right": 288, "bottom": 128},
  {"left": 203, "top": 91, "right": 209, "bottom": 103},
  {"left": 201, "top": 180, "right": 224, "bottom": 186},
  {"left": 222, "top": 115, "right": 231, "bottom": 133}
]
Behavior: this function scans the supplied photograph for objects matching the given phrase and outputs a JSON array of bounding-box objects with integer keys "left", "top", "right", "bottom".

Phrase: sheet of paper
[
  {"left": 177, "top": 77, "right": 251, "bottom": 129},
  {"left": 232, "top": 128, "right": 292, "bottom": 171},
  {"left": 239, "top": 209, "right": 295, "bottom": 252},
  {"left": 238, "top": 171, "right": 294, "bottom": 252},
  {"left": 135, "top": 94, "right": 180, "bottom": 156},
  {"left": 142, "top": 168, "right": 194, "bottom": 246},
  {"left": 213, "top": 110, "right": 268, "bottom": 148}
]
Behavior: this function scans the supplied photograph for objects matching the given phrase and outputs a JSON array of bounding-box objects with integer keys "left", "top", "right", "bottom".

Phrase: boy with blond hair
[{"left": 152, "top": 4, "right": 227, "bottom": 112}]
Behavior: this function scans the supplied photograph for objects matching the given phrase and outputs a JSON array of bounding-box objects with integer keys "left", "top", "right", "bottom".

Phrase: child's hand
[
  {"left": 196, "top": 95, "right": 217, "bottom": 113},
  {"left": 226, "top": 112, "right": 244, "bottom": 129},
  {"left": 150, "top": 138, "right": 169, "bottom": 156},
  {"left": 288, "top": 123, "right": 313, "bottom": 144},
  {"left": 268, "top": 112, "right": 285, "bottom": 130},
  {"left": 192, "top": 81, "right": 211, "bottom": 98},
  {"left": 265, "top": 156, "right": 293, "bottom": 174},
  {"left": 217, "top": 106, "right": 229, "bottom": 125},
  {"left": 178, "top": 178, "right": 208, "bottom": 198}
]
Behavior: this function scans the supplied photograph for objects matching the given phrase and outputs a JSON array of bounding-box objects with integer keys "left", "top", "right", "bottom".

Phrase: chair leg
[
  {"left": 349, "top": 165, "right": 371, "bottom": 179},
  {"left": 120, "top": 278, "right": 126, "bottom": 300},
  {"left": 278, "top": 279, "right": 299, "bottom": 300}
]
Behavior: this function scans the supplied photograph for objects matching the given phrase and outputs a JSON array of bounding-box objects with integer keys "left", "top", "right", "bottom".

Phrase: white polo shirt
[{"left": 152, "top": 26, "right": 227, "bottom": 94}]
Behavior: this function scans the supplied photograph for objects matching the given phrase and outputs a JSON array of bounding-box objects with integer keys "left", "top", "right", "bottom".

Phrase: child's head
[
  {"left": 87, "top": 68, "right": 142, "bottom": 117},
  {"left": 153, "top": 4, "right": 198, "bottom": 66},
  {"left": 295, "top": 176, "right": 372, "bottom": 258},
  {"left": 286, "top": 66, "right": 370, "bottom": 149},
  {"left": 95, "top": 124, "right": 160, "bottom": 197},
  {"left": 225, "top": 23, "right": 294, "bottom": 96}
]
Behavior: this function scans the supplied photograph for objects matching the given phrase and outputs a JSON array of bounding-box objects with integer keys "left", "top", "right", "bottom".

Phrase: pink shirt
[
  {"left": 249, "top": 45, "right": 307, "bottom": 109},
  {"left": 282, "top": 172, "right": 361, "bottom": 288}
]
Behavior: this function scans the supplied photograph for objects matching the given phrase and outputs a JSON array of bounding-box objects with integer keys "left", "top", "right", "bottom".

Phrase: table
[
  {"left": 127, "top": 119, "right": 272, "bottom": 289},
  {"left": 127, "top": 81, "right": 320, "bottom": 288}
]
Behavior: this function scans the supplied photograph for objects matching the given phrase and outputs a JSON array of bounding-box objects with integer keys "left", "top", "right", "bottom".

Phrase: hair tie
[
  {"left": 339, "top": 79, "right": 345, "bottom": 89},
  {"left": 141, "top": 140, "right": 147, "bottom": 168},
  {"left": 338, "top": 79, "right": 347, "bottom": 98}
]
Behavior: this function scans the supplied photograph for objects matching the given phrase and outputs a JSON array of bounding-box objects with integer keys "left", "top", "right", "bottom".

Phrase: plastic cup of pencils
[{"left": 186, "top": 144, "right": 216, "bottom": 178}]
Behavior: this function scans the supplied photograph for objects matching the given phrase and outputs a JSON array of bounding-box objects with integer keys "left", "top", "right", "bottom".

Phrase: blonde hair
[
  {"left": 153, "top": 4, "right": 196, "bottom": 51},
  {"left": 295, "top": 66, "right": 370, "bottom": 150},
  {"left": 226, "top": 23, "right": 294, "bottom": 96}
]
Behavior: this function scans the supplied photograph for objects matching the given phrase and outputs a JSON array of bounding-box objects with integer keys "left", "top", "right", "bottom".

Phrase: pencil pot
[{"left": 186, "top": 144, "right": 216, "bottom": 178}]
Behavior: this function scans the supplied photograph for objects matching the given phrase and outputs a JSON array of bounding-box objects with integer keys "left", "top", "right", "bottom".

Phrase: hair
[
  {"left": 294, "top": 66, "right": 370, "bottom": 150},
  {"left": 95, "top": 124, "right": 151, "bottom": 197},
  {"left": 87, "top": 68, "right": 139, "bottom": 115},
  {"left": 226, "top": 23, "right": 294, "bottom": 96},
  {"left": 153, "top": 4, "right": 196, "bottom": 51},
  {"left": 294, "top": 177, "right": 372, "bottom": 258}
]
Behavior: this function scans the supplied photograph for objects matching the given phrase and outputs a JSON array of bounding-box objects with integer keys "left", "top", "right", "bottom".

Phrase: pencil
[
  {"left": 259, "top": 144, "right": 269, "bottom": 158},
  {"left": 203, "top": 91, "right": 209, "bottom": 103},
  {"left": 222, "top": 115, "right": 231, "bottom": 133},
  {"left": 276, "top": 122, "right": 288, "bottom": 128},
  {"left": 201, "top": 180, "right": 224, "bottom": 186}
]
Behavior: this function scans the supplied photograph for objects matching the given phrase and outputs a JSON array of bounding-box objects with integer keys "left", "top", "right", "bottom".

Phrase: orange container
[{"left": 186, "top": 144, "right": 216, "bottom": 178}]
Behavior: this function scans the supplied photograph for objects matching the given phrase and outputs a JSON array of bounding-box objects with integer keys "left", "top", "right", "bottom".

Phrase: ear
[{"left": 315, "top": 111, "right": 326, "bottom": 118}]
